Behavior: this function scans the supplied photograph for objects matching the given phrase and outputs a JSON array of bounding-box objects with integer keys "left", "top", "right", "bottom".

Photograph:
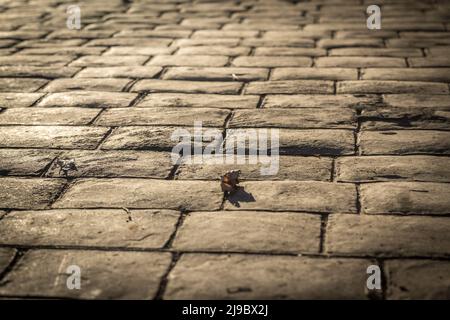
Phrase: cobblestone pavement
[{"left": 0, "top": 0, "right": 450, "bottom": 300}]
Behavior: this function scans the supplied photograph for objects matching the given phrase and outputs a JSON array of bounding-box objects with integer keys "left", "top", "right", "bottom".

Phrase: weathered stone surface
[
  {"left": 229, "top": 108, "right": 355, "bottom": 129},
  {"left": 360, "top": 95, "right": 450, "bottom": 130},
  {"left": 225, "top": 128, "right": 355, "bottom": 155},
  {"left": 96, "top": 107, "right": 229, "bottom": 127},
  {"left": 54, "top": 179, "right": 223, "bottom": 211},
  {"left": 173, "top": 38, "right": 239, "bottom": 47},
  {"left": 233, "top": 56, "right": 312, "bottom": 67},
  {"left": 409, "top": 57, "right": 450, "bottom": 67},
  {"left": 0, "top": 126, "right": 109, "bottom": 149},
  {"left": 337, "top": 156, "right": 450, "bottom": 182},
  {"left": 70, "top": 55, "right": 149, "bottom": 67},
  {"left": 0, "top": 108, "right": 101, "bottom": 125},
  {"left": 138, "top": 93, "right": 259, "bottom": 109},
  {"left": 0, "top": 93, "right": 43, "bottom": 108},
  {"left": 104, "top": 46, "right": 174, "bottom": 55},
  {"left": 362, "top": 68, "right": 450, "bottom": 82},
  {"left": 246, "top": 80, "right": 334, "bottom": 94},
  {"left": 317, "top": 39, "right": 384, "bottom": 49},
  {"left": 148, "top": 55, "right": 228, "bottom": 67},
  {"left": 192, "top": 30, "right": 258, "bottom": 38},
  {"left": 254, "top": 47, "right": 326, "bottom": 57},
  {"left": 223, "top": 181, "right": 356, "bottom": 213},
  {"left": 100, "top": 125, "right": 216, "bottom": 151},
  {"left": 0, "top": 66, "right": 80, "bottom": 78},
  {"left": 242, "top": 37, "right": 315, "bottom": 47},
  {"left": 163, "top": 67, "right": 268, "bottom": 81},
  {"left": 360, "top": 130, "right": 450, "bottom": 155},
  {"left": 48, "top": 30, "right": 115, "bottom": 39},
  {"left": 176, "top": 156, "right": 332, "bottom": 181},
  {"left": 176, "top": 46, "right": 250, "bottom": 56},
  {"left": 173, "top": 211, "right": 321, "bottom": 253},
  {"left": 164, "top": 254, "right": 372, "bottom": 299},
  {"left": 386, "top": 260, "right": 450, "bottom": 300},
  {"left": 0, "top": 78, "right": 48, "bottom": 92},
  {"left": 329, "top": 48, "right": 423, "bottom": 57},
  {"left": 271, "top": 68, "right": 357, "bottom": 80},
  {"left": 383, "top": 94, "right": 450, "bottom": 109},
  {"left": 0, "top": 209, "right": 179, "bottom": 249},
  {"left": 361, "top": 182, "right": 450, "bottom": 215},
  {"left": 0, "top": 149, "right": 59, "bottom": 176},
  {"left": 19, "top": 47, "right": 106, "bottom": 55},
  {"left": 0, "top": 55, "right": 75, "bottom": 66},
  {"left": 326, "top": 214, "right": 450, "bottom": 256},
  {"left": 76, "top": 66, "right": 162, "bottom": 78},
  {"left": 16, "top": 39, "right": 86, "bottom": 48},
  {"left": 132, "top": 79, "right": 242, "bottom": 94},
  {"left": 0, "top": 177, "right": 65, "bottom": 209},
  {"left": 337, "top": 80, "right": 449, "bottom": 94},
  {"left": 38, "top": 91, "right": 137, "bottom": 108},
  {"left": 0, "top": 250, "right": 171, "bottom": 299},
  {"left": 86, "top": 38, "right": 172, "bottom": 47},
  {"left": 316, "top": 57, "right": 406, "bottom": 68},
  {"left": 46, "top": 150, "right": 173, "bottom": 178},
  {"left": 0, "top": 0, "right": 449, "bottom": 300},
  {"left": 263, "top": 94, "right": 378, "bottom": 109},
  {"left": 42, "top": 78, "right": 131, "bottom": 92},
  {"left": 0, "top": 248, "right": 15, "bottom": 275}
]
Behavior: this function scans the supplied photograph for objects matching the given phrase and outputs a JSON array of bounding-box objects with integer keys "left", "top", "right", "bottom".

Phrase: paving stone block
[
  {"left": 54, "top": 179, "right": 223, "bottom": 211},
  {"left": 0, "top": 209, "right": 179, "bottom": 249},
  {"left": 164, "top": 254, "right": 372, "bottom": 299},
  {"left": 0, "top": 250, "right": 171, "bottom": 299},
  {"left": 223, "top": 181, "right": 356, "bottom": 213},
  {"left": 361, "top": 182, "right": 450, "bottom": 215},
  {"left": 173, "top": 211, "right": 321, "bottom": 253},
  {"left": 0, "top": 177, "right": 65, "bottom": 209},
  {"left": 326, "top": 214, "right": 450, "bottom": 257}
]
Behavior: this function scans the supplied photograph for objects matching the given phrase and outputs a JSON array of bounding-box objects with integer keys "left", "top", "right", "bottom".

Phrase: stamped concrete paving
[{"left": 0, "top": 0, "right": 449, "bottom": 300}]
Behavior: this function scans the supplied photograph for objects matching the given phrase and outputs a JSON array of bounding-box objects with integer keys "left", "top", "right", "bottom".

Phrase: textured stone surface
[
  {"left": 1, "top": 0, "right": 450, "bottom": 300},
  {"left": 132, "top": 79, "right": 242, "bottom": 94},
  {"left": 0, "top": 248, "right": 16, "bottom": 275},
  {"left": 326, "top": 214, "right": 450, "bottom": 257},
  {"left": 0, "top": 126, "right": 109, "bottom": 149},
  {"left": 386, "top": 260, "right": 450, "bottom": 300},
  {"left": 173, "top": 211, "right": 321, "bottom": 253},
  {"left": 38, "top": 91, "right": 137, "bottom": 108},
  {"left": 176, "top": 156, "right": 332, "bottom": 181},
  {"left": 0, "top": 177, "right": 65, "bottom": 209},
  {"left": 138, "top": 93, "right": 259, "bottom": 109},
  {"left": 337, "top": 156, "right": 450, "bottom": 182},
  {"left": 76, "top": 66, "right": 162, "bottom": 78},
  {"left": 360, "top": 131, "right": 450, "bottom": 155},
  {"left": 96, "top": 107, "right": 229, "bottom": 127},
  {"left": 0, "top": 93, "right": 43, "bottom": 108},
  {"left": 0, "top": 209, "right": 179, "bottom": 248},
  {"left": 43, "top": 78, "right": 130, "bottom": 92},
  {"left": 0, "top": 108, "right": 101, "bottom": 125},
  {"left": 225, "top": 128, "right": 355, "bottom": 155},
  {"left": 165, "top": 254, "right": 373, "bottom": 299},
  {"left": 229, "top": 108, "right": 356, "bottom": 129},
  {"left": 246, "top": 80, "right": 334, "bottom": 94},
  {"left": 271, "top": 67, "right": 357, "bottom": 80},
  {"left": 263, "top": 94, "right": 378, "bottom": 109},
  {"left": 0, "top": 149, "right": 59, "bottom": 176},
  {"left": 54, "top": 179, "right": 223, "bottom": 211},
  {"left": 360, "top": 182, "right": 450, "bottom": 215},
  {"left": 46, "top": 150, "right": 173, "bottom": 178},
  {"left": 163, "top": 67, "right": 268, "bottom": 81},
  {"left": 0, "top": 250, "right": 171, "bottom": 299},
  {"left": 223, "top": 181, "right": 356, "bottom": 213}
]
